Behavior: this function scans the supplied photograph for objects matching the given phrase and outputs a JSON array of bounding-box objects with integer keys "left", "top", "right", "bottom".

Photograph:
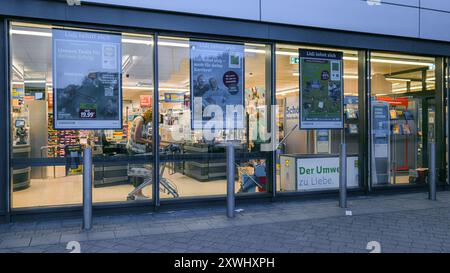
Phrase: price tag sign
[{"left": 79, "top": 103, "right": 97, "bottom": 119}]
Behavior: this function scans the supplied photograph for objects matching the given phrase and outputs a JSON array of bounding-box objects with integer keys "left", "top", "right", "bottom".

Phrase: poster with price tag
[
  {"left": 299, "top": 49, "right": 343, "bottom": 129},
  {"left": 52, "top": 29, "right": 122, "bottom": 129}
]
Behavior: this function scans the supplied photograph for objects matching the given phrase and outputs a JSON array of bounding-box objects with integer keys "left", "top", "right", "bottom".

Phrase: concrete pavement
[{"left": 1, "top": 192, "right": 450, "bottom": 253}]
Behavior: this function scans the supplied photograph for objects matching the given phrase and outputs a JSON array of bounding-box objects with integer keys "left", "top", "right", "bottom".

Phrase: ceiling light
[
  {"left": 277, "top": 88, "right": 298, "bottom": 95},
  {"left": 371, "top": 58, "right": 434, "bottom": 68},
  {"left": 385, "top": 78, "right": 411, "bottom": 82},
  {"left": 10, "top": 29, "right": 52, "bottom": 37},
  {"left": 122, "top": 38, "right": 152, "bottom": 45},
  {"left": 245, "top": 48, "right": 266, "bottom": 54},
  {"left": 24, "top": 79, "right": 46, "bottom": 84}
]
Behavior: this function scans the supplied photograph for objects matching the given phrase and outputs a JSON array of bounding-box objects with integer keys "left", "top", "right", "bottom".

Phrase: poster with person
[
  {"left": 299, "top": 49, "right": 343, "bottom": 129},
  {"left": 52, "top": 29, "right": 122, "bottom": 129},
  {"left": 190, "top": 40, "right": 244, "bottom": 130}
]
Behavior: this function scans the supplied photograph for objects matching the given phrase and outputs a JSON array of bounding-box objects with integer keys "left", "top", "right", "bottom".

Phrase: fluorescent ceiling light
[
  {"left": 385, "top": 78, "right": 411, "bottom": 82},
  {"left": 392, "top": 85, "right": 434, "bottom": 93},
  {"left": 277, "top": 88, "right": 298, "bottom": 95},
  {"left": 158, "top": 41, "right": 189, "bottom": 48},
  {"left": 343, "top": 56, "right": 358, "bottom": 61},
  {"left": 12, "top": 65, "right": 24, "bottom": 79},
  {"left": 121, "top": 38, "right": 152, "bottom": 45},
  {"left": 123, "top": 86, "right": 189, "bottom": 92},
  {"left": 275, "top": 51, "right": 298, "bottom": 57},
  {"left": 24, "top": 79, "right": 46, "bottom": 83},
  {"left": 10, "top": 29, "right": 52, "bottom": 37},
  {"left": 371, "top": 58, "right": 434, "bottom": 67},
  {"left": 244, "top": 48, "right": 266, "bottom": 54}
]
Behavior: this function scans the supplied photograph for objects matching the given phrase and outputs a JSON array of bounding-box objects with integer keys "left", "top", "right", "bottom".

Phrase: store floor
[{"left": 12, "top": 170, "right": 241, "bottom": 208}]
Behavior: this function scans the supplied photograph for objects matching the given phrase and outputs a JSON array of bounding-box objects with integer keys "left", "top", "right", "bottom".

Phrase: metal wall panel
[
  {"left": 83, "top": 0, "right": 261, "bottom": 21},
  {"left": 421, "top": 0, "right": 450, "bottom": 12},
  {"left": 261, "top": 0, "right": 419, "bottom": 38},
  {"left": 378, "top": 0, "right": 420, "bottom": 7},
  {"left": 420, "top": 9, "right": 450, "bottom": 42}
]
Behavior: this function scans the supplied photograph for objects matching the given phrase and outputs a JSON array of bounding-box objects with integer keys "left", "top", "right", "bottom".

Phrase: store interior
[
  {"left": 10, "top": 23, "right": 271, "bottom": 208},
  {"left": 9, "top": 22, "right": 437, "bottom": 209},
  {"left": 275, "top": 45, "right": 436, "bottom": 190}
]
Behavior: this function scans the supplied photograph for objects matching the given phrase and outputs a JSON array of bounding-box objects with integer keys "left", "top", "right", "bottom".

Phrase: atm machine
[{"left": 371, "top": 100, "right": 391, "bottom": 185}]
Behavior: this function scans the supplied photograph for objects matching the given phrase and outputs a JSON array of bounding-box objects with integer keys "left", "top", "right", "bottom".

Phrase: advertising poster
[
  {"left": 164, "top": 93, "right": 184, "bottom": 103},
  {"left": 299, "top": 49, "right": 343, "bottom": 129},
  {"left": 53, "top": 29, "right": 122, "bottom": 129},
  {"left": 296, "top": 157, "right": 359, "bottom": 191},
  {"left": 139, "top": 95, "right": 152, "bottom": 107},
  {"left": 190, "top": 41, "right": 244, "bottom": 129}
]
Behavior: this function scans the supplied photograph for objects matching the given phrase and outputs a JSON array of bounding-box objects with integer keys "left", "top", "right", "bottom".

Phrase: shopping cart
[{"left": 126, "top": 144, "right": 181, "bottom": 200}]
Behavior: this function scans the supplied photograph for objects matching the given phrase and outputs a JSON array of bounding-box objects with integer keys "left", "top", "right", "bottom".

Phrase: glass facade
[
  {"left": 10, "top": 22, "right": 154, "bottom": 208},
  {"left": 370, "top": 52, "right": 436, "bottom": 187},
  {"left": 3, "top": 18, "right": 448, "bottom": 213},
  {"left": 157, "top": 36, "right": 271, "bottom": 199},
  {"left": 275, "top": 44, "right": 361, "bottom": 193}
]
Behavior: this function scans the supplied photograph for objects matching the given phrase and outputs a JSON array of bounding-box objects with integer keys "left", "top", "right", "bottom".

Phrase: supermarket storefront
[{"left": 0, "top": 0, "right": 449, "bottom": 221}]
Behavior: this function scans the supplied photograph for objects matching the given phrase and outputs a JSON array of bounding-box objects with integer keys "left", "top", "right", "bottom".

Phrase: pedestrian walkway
[{"left": 1, "top": 192, "right": 450, "bottom": 253}]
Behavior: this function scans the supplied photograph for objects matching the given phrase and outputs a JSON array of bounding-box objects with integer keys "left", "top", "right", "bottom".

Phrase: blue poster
[
  {"left": 52, "top": 29, "right": 122, "bottom": 129},
  {"left": 190, "top": 41, "right": 244, "bottom": 130}
]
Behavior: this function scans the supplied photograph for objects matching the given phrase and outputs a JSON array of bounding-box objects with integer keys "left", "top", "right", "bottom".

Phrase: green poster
[{"left": 299, "top": 49, "right": 343, "bottom": 129}]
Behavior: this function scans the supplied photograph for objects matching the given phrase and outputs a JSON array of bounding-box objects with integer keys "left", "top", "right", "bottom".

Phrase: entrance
[{"left": 370, "top": 51, "right": 437, "bottom": 187}]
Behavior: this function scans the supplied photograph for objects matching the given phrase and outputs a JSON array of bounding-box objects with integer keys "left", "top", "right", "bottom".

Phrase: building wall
[{"left": 84, "top": 0, "right": 450, "bottom": 42}]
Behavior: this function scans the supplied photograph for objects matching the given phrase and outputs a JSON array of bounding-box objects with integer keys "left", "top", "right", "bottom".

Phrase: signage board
[
  {"left": 296, "top": 156, "right": 359, "bottom": 191},
  {"left": 299, "top": 49, "right": 343, "bottom": 129},
  {"left": 53, "top": 29, "right": 122, "bottom": 130},
  {"left": 190, "top": 40, "right": 244, "bottom": 130}
]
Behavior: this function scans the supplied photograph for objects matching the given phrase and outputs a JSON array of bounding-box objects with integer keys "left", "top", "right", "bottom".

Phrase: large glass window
[
  {"left": 10, "top": 22, "right": 154, "bottom": 208},
  {"left": 158, "top": 36, "right": 272, "bottom": 199},
  {"left": 275, "top": 44, "right": 361, "bottom": 192},
  {"left": 370, "top": 52, "right": 435, "bottom": 186}
]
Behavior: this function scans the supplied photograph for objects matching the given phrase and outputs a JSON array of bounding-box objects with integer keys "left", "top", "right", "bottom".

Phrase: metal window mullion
[
  {"left": 152, "top": 33, "right": 160, "bottom": 210},
  {"left": 365, "top": 50, "right": 372, "bottom": 193},
  {"left": 447, "top": 58, "right": 450, "bottom": 186},
  {"left": 2, "top": 19, "right": 11, "bottom": 221},
  {"left": 269, "top": 42, "right": 277, "bottom": 199}
]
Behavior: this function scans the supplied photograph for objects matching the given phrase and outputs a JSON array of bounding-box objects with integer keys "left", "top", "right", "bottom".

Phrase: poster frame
[
  {"left": 52, "top": 28, "right": 123, "bottom": 130},
  {"left": 298, "top": 48, "right": 344, "bottom": 130},
  {"left": 189, "top": 39, "right": 246, "bottom": 131}
]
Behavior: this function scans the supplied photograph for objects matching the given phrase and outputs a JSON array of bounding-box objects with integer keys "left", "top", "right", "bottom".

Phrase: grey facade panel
[
  {"left": 421, "top": 0, "right": 450, "bottom": 12},
  {"left": 420, "top": 9, "right": 450, "bottom": 42},
  {"left": 378, "top": 0, "right": 420, "bottom": 7},
  {"left": 83, "top": 0, "right": 261, "bottom": 21},
  {"left": 261, "top": 0, "right": 420, "bottom": 38},
  {"left": 0, "top": 1, "right": 449, "bottom": 55}
]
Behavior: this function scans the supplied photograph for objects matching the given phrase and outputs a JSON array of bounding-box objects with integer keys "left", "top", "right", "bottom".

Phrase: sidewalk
[{"left": 1, "top": 191, "right": 450, "bottom": 253}]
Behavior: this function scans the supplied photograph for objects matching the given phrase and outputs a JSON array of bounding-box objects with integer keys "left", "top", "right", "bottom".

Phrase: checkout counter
[
  {"left": 12, "top": 144, "right": 31, "bottom": 191},
  {"left": 183, "top": 142, "right": 245, "bottom": 181}
]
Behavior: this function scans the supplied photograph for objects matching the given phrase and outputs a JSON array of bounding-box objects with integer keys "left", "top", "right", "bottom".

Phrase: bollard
[
  {"left": 226, "top": 143, "right": 235, "bottom": 218},
  {"left": 429, "top": 142, "right": 436, "bottom": 201},
  {"left": 339, "top": 143, "right": 347, "bottom": 208},
  {"left": 82, "top": 147, "right": 93, "bottom": 230}
]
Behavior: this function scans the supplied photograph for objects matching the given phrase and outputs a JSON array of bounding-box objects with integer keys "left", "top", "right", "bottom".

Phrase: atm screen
[{"left": 15, "top": 119, "right": 25, "bottom": 127}]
